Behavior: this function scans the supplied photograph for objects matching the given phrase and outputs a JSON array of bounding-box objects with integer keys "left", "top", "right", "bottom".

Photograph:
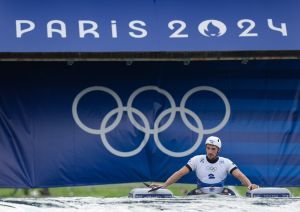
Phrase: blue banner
[
  {"left": 0, "top": 0, "right": 299, "bottom": 52},
  {"left": 0, "top": 60, "right": 300, "bottom": 188}
]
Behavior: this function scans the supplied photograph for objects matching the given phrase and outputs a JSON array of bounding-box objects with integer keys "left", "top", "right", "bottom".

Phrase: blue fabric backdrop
[{"left": 0, "top": 60, "right": 299, "bottom": 188}]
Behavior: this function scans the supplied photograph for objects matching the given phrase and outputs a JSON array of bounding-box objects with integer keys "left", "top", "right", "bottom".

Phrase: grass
[
  {"left": 0, "top": 183, "right": 299, "bottom": 198},
  {"left": 0, "top": 183, "right": 193, "bottom": 198}
]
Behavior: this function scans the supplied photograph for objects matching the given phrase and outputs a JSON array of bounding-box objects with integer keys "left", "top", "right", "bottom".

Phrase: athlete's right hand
[{"left": 149, "top": 183, "right": 163, "bottom": 188}]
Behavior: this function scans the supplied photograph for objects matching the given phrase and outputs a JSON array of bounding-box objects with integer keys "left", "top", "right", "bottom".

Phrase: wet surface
[{"left": 1, "top": 196, "right": 300, "bottom": 212}]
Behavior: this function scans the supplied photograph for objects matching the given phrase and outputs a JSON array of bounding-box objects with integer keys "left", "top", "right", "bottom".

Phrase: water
[{"left": 1, "top": 197, "right": 300, "bottom": 212}]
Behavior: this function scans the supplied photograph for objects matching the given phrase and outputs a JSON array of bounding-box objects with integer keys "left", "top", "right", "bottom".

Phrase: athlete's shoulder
[
  {"left": 218, "top": 156, "right": 234, "bottom": 164},
  {"left": 189, "top": 155, "right": 204, "bottom": 160},
  {"left": 189, "top": 155, "right": 205, "bottom": 162}
]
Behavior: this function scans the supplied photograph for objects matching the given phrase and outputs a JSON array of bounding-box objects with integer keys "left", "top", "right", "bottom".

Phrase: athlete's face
[{"left": 206, "top": 144, "right": 219, "bottom": 160}]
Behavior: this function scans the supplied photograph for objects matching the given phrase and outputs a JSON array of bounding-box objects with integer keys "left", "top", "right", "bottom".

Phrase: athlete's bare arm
[
  {"left": 150, "top": 166, "right": 190, "bottom": 188},
  {"left": 232, "top": 168, "right": 259, "bottom": 190}
]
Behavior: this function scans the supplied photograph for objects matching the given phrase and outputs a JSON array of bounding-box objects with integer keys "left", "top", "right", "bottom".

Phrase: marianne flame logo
[{"left": 198, "top": 20, "right": 227, "bottom": 37}]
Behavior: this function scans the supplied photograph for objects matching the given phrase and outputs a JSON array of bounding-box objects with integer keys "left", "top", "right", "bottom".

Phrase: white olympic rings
[{"left": 72, "top": 85, "right": 231, "bottom": 157}]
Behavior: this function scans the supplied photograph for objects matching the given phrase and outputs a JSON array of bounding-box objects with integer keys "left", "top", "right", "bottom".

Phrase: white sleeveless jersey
[{"left": 187, "top": 155, "right": 237, "bottom": 187}]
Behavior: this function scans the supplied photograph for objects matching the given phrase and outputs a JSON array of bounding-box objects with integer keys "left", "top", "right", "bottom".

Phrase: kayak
[
  {"left": 187, "top": 187, "right": 237, "bottom": 196},
  {"left": 128, "top": 187, "right": 292, "bottom": 198},
  {"left": 128, "top": 187, "right": 237, "bottom": 198},
  {"left": 128, "top": 188, "right": 174, "bottom": 198}
]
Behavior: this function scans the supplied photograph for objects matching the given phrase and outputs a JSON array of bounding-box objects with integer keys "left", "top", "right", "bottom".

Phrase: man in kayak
[{"left": 150, "top": 136, "right": 259, "bottom": 194}]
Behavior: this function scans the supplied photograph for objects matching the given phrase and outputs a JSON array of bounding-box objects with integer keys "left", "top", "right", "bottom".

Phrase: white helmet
[{"left": 205, "top": 136, "right": 222, "bottom": 149}]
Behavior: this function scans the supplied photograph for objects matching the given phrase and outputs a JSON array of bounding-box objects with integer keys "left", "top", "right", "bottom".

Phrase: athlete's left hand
[{"left": 248, "top": 184, "right": 259, "bottom": 190}]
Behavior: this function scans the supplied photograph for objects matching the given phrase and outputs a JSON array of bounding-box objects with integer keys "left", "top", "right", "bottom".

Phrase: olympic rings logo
[
  {"left": 206, "top": 166, "right": 218, "bottom": 172},
  {"left": 72, "top": 86, "right": 231, "bottom": 158}
]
